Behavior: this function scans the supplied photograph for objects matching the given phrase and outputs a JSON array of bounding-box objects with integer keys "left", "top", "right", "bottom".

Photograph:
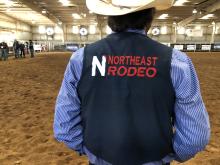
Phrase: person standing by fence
[
  {"left": 25, "top": 42, "right": 29, "bottom": 55},
  {"left": 0, "top": 42, "right": 3, "bottom": 61},
  {"left": 13, "top": 40, "right": 20, "bottom": 59},
  {"left": 20, "top": 43, "right": 26, "bottom": 58},
  {"left": 29, "top": 40, "right": 34, "bottom": 58},
  {"left": 0, "top": 42, "right": 8, "bottom": 61}
]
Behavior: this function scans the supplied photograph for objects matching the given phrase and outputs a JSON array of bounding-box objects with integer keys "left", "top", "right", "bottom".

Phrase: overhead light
[
  {"left": 82, "top": 14, "right": 87, "bottom": 18},
  {"left": 177, "top": 27, "right": 185, "bottom": 35},
  {"left": 42, "top": 9, "right": 47, "bottom": 14},
  {"left": 59, "top": 0, "right": 70, "bottom": 6},
  {"left": 39, "top": 26, "right": 46, "bottom": 34},
  {"left": 106, "top": 26, "right": 112, "bottom": 34},
  {"left": 72, "top": 13, "right": 82, "bottom": 19},
  {"left": 2, "top": 0, "right": 13, "bottom": 7},
  {"left": 192, "top": 9, "right": 197, "bottom": 14},
  {"left": 158, "top": 14, "right": 169, "bottom": 20},
  {"left": 32, "top": 20, "right": 36, "bottom": 24},
  {"left": 173, "top": 22, "right": 177, "bottom": 25},
  {"left": 212, "top": 21, "right": 215, "bottom": 25},
  {"left": 200, "top": 14, "right": 215, "bottom": 20},
  {"left": 58, "top": 21, "right": 62, "bottom": 25},
  {"left": 89, "top": 10, "right": 93, "bottom": 14},
  {"left": 72, "top": 26, "right": 79, "bottom": 34},
  {"left": 89, "top": 25, "right": 96, "bottom": 34},
  {"left": 174, "top": 0, "right": 189, "bottom": 6},
  {"left": 161, "top": 26, "right": 168, "bottom": 35}
]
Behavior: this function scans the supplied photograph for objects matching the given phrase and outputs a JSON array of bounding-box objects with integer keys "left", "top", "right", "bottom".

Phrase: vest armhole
[
  {"left": 77, "top": 46, "right": 87, "bottom": 94},
  {"left": 168, "top": 48, "right": 176, "bottom": 94},
  {"left": 168, "top": 48, "right": 176, "bottom": 120}
]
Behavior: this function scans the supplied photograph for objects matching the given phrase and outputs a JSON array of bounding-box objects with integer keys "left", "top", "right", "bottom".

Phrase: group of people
[
  {"left": 13, "top": 40, "right": 35, "bottom": 59},
  {"left": 0, "top": 40, "right": 35, "bottom": 62},
  {"left": 0, "top": 42, "right": 9, "bottom": 61}
]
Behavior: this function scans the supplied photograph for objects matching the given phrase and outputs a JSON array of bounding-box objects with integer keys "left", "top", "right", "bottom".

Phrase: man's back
[
  {"left": 77, "top": 32, "right": 175, "bottom": 165},
  {"left": 54, "top": 1, "right": 210, "bottom": 164}
]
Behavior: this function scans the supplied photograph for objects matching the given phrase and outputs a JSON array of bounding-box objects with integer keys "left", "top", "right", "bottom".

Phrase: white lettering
[{"left": 92, "top": 56, "right": 106, "bottom": 76}]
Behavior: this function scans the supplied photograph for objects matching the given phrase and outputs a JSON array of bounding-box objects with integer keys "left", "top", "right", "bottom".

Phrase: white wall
[
  {"left": 1, "top": 12, "right": 220, "bottom": 46},
  {"left": 149, "top": 25, "right": 220, "bottom": 44},
  {"left": 31, "top": 23, "right": 220, "bottom": 48},
  {"left": 0, "top": 13, "right": 32, "bottom": 43}
]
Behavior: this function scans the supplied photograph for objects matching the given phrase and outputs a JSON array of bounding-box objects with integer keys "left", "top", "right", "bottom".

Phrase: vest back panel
[{"left": 77, "top": 32, "right": 175, "bottom": 165}]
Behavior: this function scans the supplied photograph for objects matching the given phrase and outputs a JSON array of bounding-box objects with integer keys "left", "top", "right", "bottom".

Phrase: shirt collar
[
  {"left": 126, "top": 29, "right": 146, "bottom": 35},
  {"left": 112, "top": 29, "right": 146, "bottom": 35}
]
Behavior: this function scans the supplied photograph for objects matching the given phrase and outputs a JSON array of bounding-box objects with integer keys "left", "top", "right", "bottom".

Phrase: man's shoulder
[
  {"left": 87, "top": 38, "right": 107, "bottom": 49},
  {"left": 84, "top": 37, "right": 109, "bottom": 55},
  {"left": 172, "top": 48, "right": 190, "bottom": 63}
]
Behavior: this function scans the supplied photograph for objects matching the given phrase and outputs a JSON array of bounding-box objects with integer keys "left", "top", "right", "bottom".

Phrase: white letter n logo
[{"left": 92, "top": 56, "right": 106, "bottom": 76}]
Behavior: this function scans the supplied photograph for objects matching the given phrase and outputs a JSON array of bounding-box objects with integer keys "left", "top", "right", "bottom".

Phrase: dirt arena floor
[{"left": 0, "top": 52, "right": 219, "bottom": 165}]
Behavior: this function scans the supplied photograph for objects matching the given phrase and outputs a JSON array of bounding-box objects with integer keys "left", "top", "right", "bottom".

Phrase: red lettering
[
  {"left": 113, "top": 56, "right": 120, "bottom": 65},
  {"left": 130, "top": 56, "right": 136, "bottom": 65},
  {"left": 152, "top": 57, "right": 158, "bottom": 66},
  {"left": 127, "top": 67, "right": 137, "bottom": 77},
  {"left": 141, "top": 56, "right": 146, "bottom": 65},
  {"left": 107, "top": 56, "right": 114, "bottom": 65},
  {"left": 125, "top": 56, "right": 130, "bottom": 65},
  {"left": 117, "top": 66, "right": 127, "bottom": 77},
  {"left": 137, "top": 67, "right": 145, "bottom": 77},
  {"left": 119, "top": 56, "right": 125, "bottom": 65},
  {"left": 108, "top": 66, "right": 117, "bottom": 76},
  {"left": 106, "top": 55, "right": 158, "bottom": 78},
  {"left": 136, "top": 56, "right": 141, "bottom": 65},
  {"left": 146, "top": 67, "right": 157, "bottom": 78},
  {"left": 147, "top": 57, "right": 152, "bottom": 66}
]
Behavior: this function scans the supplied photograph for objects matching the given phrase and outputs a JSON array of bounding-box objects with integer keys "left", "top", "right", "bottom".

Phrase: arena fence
[
  {"left": 170, "top": 43, "right": 220, "bottom": 52},
  {"left": 6, "top": 43, "right": 220, "bottom": 56}
]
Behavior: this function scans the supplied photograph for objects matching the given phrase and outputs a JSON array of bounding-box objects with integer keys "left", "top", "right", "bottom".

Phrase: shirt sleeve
[
  {"left": 53, "top": 48, "right": 85, "bottom": 154},
  {"left": 171, "top": 49, "right": 211, "bottom": 162}
]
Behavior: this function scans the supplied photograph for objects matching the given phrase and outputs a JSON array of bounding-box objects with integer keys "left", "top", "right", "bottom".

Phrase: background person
[
  {"left": 25, "top": 41, "right": 29, "bottom": 54},
  {"left": 13, "top": 39, "right": 20, "bottom": 59},
  {"left": 29, "top": 40, "right": 34, "bottom": 58},
  {"left": 0, "top": 42, "right": 3, "bottom": 61},
  {"left": 20, "top": 42, "right": 26, "bottom": 58},
  {"left": 4, "top": 42, "right": 9, "bottom": 61},
  {"left": 0, "top": 42, "right": 8, "bottom": 61},
  {"left": 54, "top": 0, "right": 210, "bottom": 165}
]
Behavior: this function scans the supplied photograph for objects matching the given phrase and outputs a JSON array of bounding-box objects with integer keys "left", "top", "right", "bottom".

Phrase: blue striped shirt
[{"left": 53, "top": 30, "right": 210, "bottom": 165}]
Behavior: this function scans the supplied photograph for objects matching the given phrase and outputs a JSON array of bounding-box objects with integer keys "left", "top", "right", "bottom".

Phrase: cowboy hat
[{"left": 86, "top": 0, "right": 174, "bottom": 16}]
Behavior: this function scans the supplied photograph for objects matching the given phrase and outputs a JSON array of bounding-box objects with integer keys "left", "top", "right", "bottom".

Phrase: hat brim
[{"left": 86, "top": 0, "right": 174, "bottom": 16}]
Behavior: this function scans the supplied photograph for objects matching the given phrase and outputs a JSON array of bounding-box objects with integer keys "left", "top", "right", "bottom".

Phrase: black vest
[{"left": 77, "top": 32, "right": 175, "bottom": 165}]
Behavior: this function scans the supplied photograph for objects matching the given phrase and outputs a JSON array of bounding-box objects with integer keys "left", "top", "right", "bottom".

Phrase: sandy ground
[{"left": 0, "top": 52, "right": 219, "bottom": 165}]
